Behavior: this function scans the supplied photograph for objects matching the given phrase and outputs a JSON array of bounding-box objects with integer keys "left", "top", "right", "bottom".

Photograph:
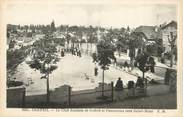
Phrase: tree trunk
[
  {"left": 170, "top": 48, "right": 173, "bottom": 67},
  {"left": 86, "top": 42, "right": 89, "bottom": 54},
  {"left": 142, "top": 71, "right": 146, "bottom": 87},
  {"left": 72, "top": 42, "right": 75, "bottom": 49},
  {"left": 46, "top": 74, "right": 50, "bottom": 103},
  {"left": 130, "top": 57, "right": 134, "bottom": 70},
  {"left": 91, "top": 42, "right": 93, "bottom": 54},
  {"left": 118, "top": 47, "right": 121, "bottom": 57},
  {"left": 102, "top": 69, "right": 104, "bottom": 97},
  {"left": 142, "top": 71, "right": 147, "bottom": 95}
]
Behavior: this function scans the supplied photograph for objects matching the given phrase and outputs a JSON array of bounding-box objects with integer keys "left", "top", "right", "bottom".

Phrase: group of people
[
  {"left": 71, "top": 48, "right": 82, "bottom": 57},
  {"left": 62, "top": 47, "right": 82, "bottom": 57},
  {"left": 123, "top": 61, "right": 131, "bottom": 71},
  {"left": 134, "top": 55, "right": 156, "bottom": 73},
  {"left": 115, "top": 76, "right": 146, "bottom": 91}
]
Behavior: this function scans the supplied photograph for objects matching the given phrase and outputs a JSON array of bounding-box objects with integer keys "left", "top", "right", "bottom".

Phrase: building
[
  {"left": 161, "top": 21, "right": 177, "bottom": 53},
  {"left": 133, "top": 25, "right": 162, "bottom": 56},
  {"left": 134, "top": 25, "right": 162, "bottom": 44}
]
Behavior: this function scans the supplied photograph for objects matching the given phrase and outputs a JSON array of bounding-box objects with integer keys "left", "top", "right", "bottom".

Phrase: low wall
[
  {"left": 7, "top": 86, "right": 25, "bottom": 108},
  {"left": 49, "top": 83, "right": 112, "bottom": 105}
]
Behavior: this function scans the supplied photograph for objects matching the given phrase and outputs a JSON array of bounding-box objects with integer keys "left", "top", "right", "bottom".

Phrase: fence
[
  {"left": 49, "top": 82, "right": 114, "bottom": 107},
  {"left": 7, "top": 81, "right": 173, "bottom": 108},
  {"left": 22, "top": 82, "right": 114, "bottom": 108}
]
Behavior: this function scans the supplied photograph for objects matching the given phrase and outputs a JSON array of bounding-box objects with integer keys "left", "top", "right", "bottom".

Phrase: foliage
[
  {"left": 127, "top": 32, "right": 144, "bottom": 61},
  {"left": 115, "top": 34, "right": 127, "bottom": 53},
  {"left": 157, "top": 46, "right": 164, "bottom": 57},
  {"left": 155, "top": 38, "right": 164, "bottom": 57},
  {"left": 29, "top": 34, "right": 59, "bottom": 74},
  {"left": 7, "top": 46, "right": 30, "bottom": 69},
  {"left": 129, "top": 32, "right": 144, "bottom": 49},
  {"left": 164, "top": 52, "right": 172, "bottom": 60},
  {"left": 136, "top": 52, "right": 149, "bottom": 73},
  {"left": 8, "top": 40, "right": 16, "bottom": 49},
  {"left": 97, "top": 40, "right": 115, "bottom": 69},
  {"left": 53, "top": 38, "right": 65, "bottom": 46},
  {"left": 146, "top": 43, "right": 158, "bottom": 56}
]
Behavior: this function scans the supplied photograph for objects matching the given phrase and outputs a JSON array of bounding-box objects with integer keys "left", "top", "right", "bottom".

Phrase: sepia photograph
[
  {"left": 5, "top": 2, "right": 178, "bottom": 109},
  {"left": 1, "top": 1, "right": 183, "bottom": 116}
]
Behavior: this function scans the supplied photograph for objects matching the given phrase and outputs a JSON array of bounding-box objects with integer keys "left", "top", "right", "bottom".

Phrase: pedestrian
[
  {"left": 136, "top": 76, "right": 144, "bottom": 88},
  {"left": 134, "top": 60, "right": 137, "bottom": 67},
  {"left": 94, "top": 65, "right": 98, "bottom": 76},
  {"left": 149, "top": 56, "right": 155, "bottom": 73},
  {"left": 161, "top": 53, "right": 165, "bottom": 63},
  {"left": 115, "top": 77, "right": 123, "bottom": 91},
  {"left": 165, "top": 68, "right": 170, "bottom": 85},
  {"left": 124, "top": 61, "right": 129, "bottom": 71},
  {"left": 71, "top": 48, "right": 74, "bottom": 55},
  {"left": 92, "top": 52, "right": 97, "bottom": 62},
  {"left": 113, "top": 56, "right": 117, "bottom": 66},
  {"left": 75, "top": 48, "right": 78, "bottom": 55},
  {"left": 61, "top": 49, "right": 65, "bottom": 57},
  {"left": 78, "top": 50, "right": 81, "bottom": 57}
]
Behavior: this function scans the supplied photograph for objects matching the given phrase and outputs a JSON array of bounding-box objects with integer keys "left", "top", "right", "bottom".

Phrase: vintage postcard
[{"left": 0, "top": 0, "right": 183, "bottom": 116}]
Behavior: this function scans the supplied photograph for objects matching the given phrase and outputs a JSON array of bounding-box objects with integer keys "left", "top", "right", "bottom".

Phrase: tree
[
  {"left": 128, "top": 38, "right": 136, "bottom": 68},
  {"left": 167, "top": 32, "right": 177, "bottom": 67},
  {"left": 7, "top": 46, "right": 30, "bottom": 69},
  {"left": 146, "top": 43, "right": 158, "bottom": 56},
  {"left": 115, "top": 28, "right": 127, "bottom": 56},
  {"left": 28, "top": 34, "right": 59, "bottom": 103},
  {"left": 87, "top": 25, "right": 96, "bottom": 54},
  {"left": 97, "top": 39, "right": 115, "bottom": 98},
  {"left": 116, "top": 39, "right": 124, "bottom": 57},
  {"left": 136, "top": 52, "right": 149, "bottom": 92},
  {"left": 128, "top": 32, "right": 144, "bottom": 69},
  {"left": 156, "top": 38, "right": 164, "bottom": 61},
  {"left": 9, "top": 40, "right": 16, "bottom": 49},
  {"left": 65, "top": 25, "right": 71, "bottom": 50}
]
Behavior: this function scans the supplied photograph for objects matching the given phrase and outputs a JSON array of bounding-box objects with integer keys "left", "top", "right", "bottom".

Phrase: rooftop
[{"left": 134, "top": 26, "right": 162, "bottom": 40}]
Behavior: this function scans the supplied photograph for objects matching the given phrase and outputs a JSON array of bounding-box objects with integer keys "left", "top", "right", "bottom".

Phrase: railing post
[
  {"left": 111, "top": 81, "right": 114, "bottom": 102},
  {"left": 68, "top": 86, "right": 71, "bottom": 107}
]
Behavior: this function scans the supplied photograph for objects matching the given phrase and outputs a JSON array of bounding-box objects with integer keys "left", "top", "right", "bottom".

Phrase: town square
[{"left": 6, "top": 3, "right": 177, "bottom": 109}]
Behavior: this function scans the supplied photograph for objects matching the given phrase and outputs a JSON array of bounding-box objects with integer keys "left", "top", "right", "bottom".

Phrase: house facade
[
  {"left": 133, "top": 25, "right": 162, "bottom": 56},
  {"left": 134, "top": 25, "right": 162, "bottom": 43},
  {"left": 161, "top": 21, "right": 177, "bottom": 53}
]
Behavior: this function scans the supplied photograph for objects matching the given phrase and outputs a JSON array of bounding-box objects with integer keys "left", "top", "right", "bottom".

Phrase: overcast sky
[{"left": 6, "top": 4, "right": 177, "bottom": 28}]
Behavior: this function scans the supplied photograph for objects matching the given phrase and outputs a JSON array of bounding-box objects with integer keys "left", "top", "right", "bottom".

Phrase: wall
[{"left": 7, "top": 86, "right": 25, "bottom": 108}]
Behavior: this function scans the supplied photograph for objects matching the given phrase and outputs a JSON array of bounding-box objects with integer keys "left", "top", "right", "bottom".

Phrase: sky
[{"left": 6, "top": 3, "right": 177, "bottom": 28}]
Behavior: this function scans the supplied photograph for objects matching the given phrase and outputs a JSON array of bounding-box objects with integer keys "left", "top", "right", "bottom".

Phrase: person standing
[
  {"left": 149, "top": 56, "right": 155, "bottom": 73},
  {"left": 115, "top": 77, "right": 123, "bottom": 91},
  {"left": 61, "top": 49, "right": 65, "bottom": 57},
  {"left": 136, "top": 76, "right": 144, "bottom": 88},
  {"left": 78, "top": 50, "right": 81, "bottom": 57},
  {"left": 94, "top": 65, "right": 98, "bottom": 76}
]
